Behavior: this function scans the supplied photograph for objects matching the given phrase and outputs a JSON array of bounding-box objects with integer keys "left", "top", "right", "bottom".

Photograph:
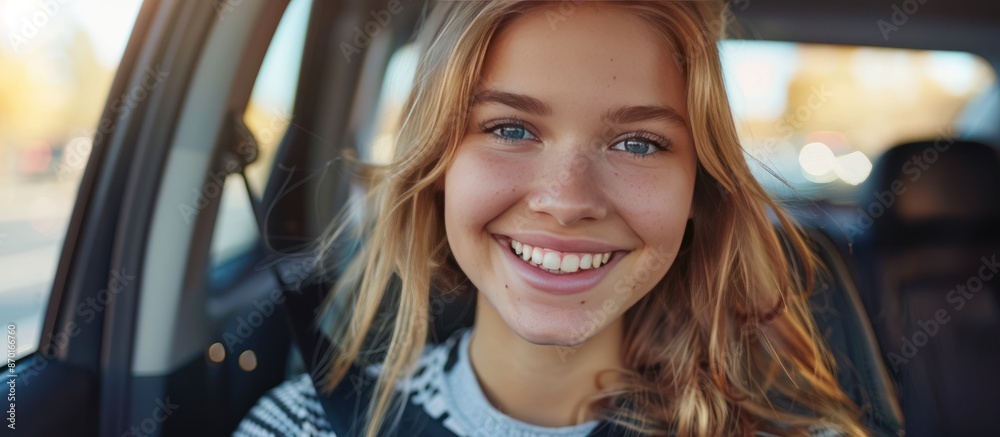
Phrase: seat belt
[
  {"left": 220, "top": 114, "right": 454, "bottom": 435},
  {"left": 217, "top": 114, "right": 348, "bottom": 429}
]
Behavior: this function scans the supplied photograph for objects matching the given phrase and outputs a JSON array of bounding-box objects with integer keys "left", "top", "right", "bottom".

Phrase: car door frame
[{"left": 13, "top": 0, "right": 293, "bottom": 435}]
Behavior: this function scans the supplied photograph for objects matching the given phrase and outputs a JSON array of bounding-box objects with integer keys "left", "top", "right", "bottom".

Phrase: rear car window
[{"left": 719, "top": 41, "right": 997, "bottom": 201}]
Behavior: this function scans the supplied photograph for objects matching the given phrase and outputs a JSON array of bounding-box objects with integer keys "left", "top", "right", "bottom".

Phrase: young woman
[{"left": 237, "top": 1, "right": 867, "bottom": 436}]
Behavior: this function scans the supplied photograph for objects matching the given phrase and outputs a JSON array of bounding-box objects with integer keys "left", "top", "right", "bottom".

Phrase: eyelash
[
  {"left": 479, "top": 118, "right": 535, "bottom": 145},
  {"left": 616, "top": 131, "right": 672, "bottom": 159},
  {"left": 478, "top": 118, "right": 672, "bottom": 159}
]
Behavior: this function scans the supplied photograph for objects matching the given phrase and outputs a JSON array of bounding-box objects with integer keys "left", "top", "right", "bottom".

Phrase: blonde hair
[{"left": 317, "top": 1, "right": 867, "bottom": 436}]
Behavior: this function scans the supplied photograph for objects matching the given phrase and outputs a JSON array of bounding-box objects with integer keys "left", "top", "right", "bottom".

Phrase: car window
[
  {"left": 719, "top": 41, "right": 997, "bottom": 201},
  {"left": 0, "top": 0, "right": 143, "bottom": 359},
  {"left": 359, "top": 43, "right": 419, "bottom": 165},
  {"left": 360, "top": 40, "right": 997, "bottom": 205},
  {"left": 208, "top": 0, "right": 311, "bottom": 278}
]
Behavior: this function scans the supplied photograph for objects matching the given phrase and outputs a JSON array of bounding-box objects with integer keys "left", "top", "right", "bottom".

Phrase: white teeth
[
  {"left": 531, "top": 247, "right": 544, "bottom": 264},
  {"left": 507, "top": 238, "right": 613, "bottom": 274},
  {"left": 560, "top": 254, "right": 580, "bottom": 273},
  {"left": 542, "top": 252, "right": 561, "bottom": 270}
]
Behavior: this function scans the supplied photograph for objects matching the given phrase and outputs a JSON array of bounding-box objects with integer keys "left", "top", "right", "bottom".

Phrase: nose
[{"left": 526, "top": 146, "right": 608, "bottom": 226}]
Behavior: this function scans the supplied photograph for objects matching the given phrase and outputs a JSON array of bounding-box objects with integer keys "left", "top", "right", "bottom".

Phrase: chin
[{"left": 502, "top": 307, "right": 606, "bottom": 348}]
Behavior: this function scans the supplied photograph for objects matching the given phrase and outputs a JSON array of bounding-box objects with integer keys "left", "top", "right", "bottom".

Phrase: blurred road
[
  {"left": 0, "top": 168, "right": 257, "bottom": 358},
  {"left": 0, "top": 176, "right": 77, "bottom": 357}
]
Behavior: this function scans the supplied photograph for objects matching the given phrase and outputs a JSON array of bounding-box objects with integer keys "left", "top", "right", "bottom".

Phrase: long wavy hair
[{"left": 316, "top": 1, "right": 867, "bottom": 436}]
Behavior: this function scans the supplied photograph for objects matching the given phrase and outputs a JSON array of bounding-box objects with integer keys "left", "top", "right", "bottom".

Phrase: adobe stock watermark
[
  {"left": 223, "top": 245, "right": 468, "bottom": 355},
  {"left": 509, "top": 153, "right": 593, "bottom": 234},
  {"left": 414, "top": 281, "right": 466, "bottom": 338},
  {"left": 543, "top": 0, "right": 753, "bottom": 97},
  {"left": 120, "top": 397, "right": 179, "bottom": 437},
  {"left": 546, "top": 0, "right": 750, "bottom": 34},
  {"left": 212, "top": 0, "right": 243, "bottom": 21},
  {"left": 340, "top": 0, "right": 413, "bottom": 64},
  {"left": 176, "top": 154, "right": 250, "bottom": 225},
  {"left": 756, "top": 84, "right": 834, "bottom": 157},
  {"left": 53, "top": 64, "right": 169, "bottom": 183},
  {"left": 673, "top": 0, "right": 751, "bottom": 73},
  {"left": 544, "top": 0, "right": 592, "bottom": 30},
  {"left": 554, "top": 244, "right": 674, "bottom": 363},
  {"left": 6, "top": 324, "right": 16, "bottom": 431},
  {"left": 53, "top": 136, "right": 93, "bottom": 182},
  {"left": 178, "top": 109, "right": 289, "bottom": 224},
  {"left": 110, "top": 65, "right": 170, "bottom": 124},
  {"left": 7, "top": 0, "right": 72, "bottom": 54},
  {"left": 507, "top": 117, "right": 625, "bottom": 235},
  {"left": 19, "top": 268, "right": 135, "bottom": 387},
  {"left": 75, "top": 269, "right": 137, "bottom": 324},
  {"left": 342, "top": 278, "right": 468, "bottom": 402},
  {"left": 222, "top": 252, "right": 319, "bottom": 352},
  {"left": 841, "top": 126, "right": 955, "bottom": 238},
  {"left": 886, "top": 254, "right": 998, "bottom": 372},
  {"left": 222, "top": 286, "right": 293, "bottom": 353},
  {"left": 877, "top": 0, "right": 928, "bottom": 41}
]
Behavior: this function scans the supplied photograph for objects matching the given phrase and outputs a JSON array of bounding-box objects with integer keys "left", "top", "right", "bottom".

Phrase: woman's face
[{"left": 444, "top": 3, "right": 697, "bottom": 346}]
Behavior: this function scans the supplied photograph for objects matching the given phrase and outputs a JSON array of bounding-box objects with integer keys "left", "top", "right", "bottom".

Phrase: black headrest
[{"left": 861, "top": 140, "right": 1000, "bottom": 244}]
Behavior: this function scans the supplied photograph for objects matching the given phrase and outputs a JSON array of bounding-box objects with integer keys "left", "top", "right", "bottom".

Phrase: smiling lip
[
  {"left": 494, "top": 234, "right": 627, "bottom": 295},
  {"left": 499, "top": 232, "right": 625, "bottom": 254}
]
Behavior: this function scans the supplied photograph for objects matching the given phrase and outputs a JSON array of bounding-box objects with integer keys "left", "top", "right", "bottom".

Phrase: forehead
[{"left": 478, "top": 3, "right": 686, "bottom": 110}]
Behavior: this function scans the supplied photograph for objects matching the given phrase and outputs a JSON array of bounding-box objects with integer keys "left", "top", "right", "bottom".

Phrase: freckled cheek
[
  {"left": 444, "top": 147, "right": 527, "bottom": 232},
  {"left": 605, "top": 170, "right": 694, "bottom": 243}
]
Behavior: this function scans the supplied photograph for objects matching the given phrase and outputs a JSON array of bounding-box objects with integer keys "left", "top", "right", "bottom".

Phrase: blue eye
[
  {"left": 490, "top": 124, "right": 536, "bottom": 142},
  {"left": 611, "top": 134, "right": 668, "bottom": 158}
]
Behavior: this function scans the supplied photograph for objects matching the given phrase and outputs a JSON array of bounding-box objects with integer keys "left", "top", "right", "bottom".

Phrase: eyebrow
[
  {"left": 471, "top": 89, "right": 688, "bottom": 127},
  {"left": 602, "top": 105, "right": 688, "bottom": 127},
  {"left": 472, "top": 90, "right": 552, "bottom": 116}
]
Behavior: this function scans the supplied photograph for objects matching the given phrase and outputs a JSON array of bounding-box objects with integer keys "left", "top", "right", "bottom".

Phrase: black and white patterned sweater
[{"left": 234, "top": 327, "right": 842, "bottom": 437}]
